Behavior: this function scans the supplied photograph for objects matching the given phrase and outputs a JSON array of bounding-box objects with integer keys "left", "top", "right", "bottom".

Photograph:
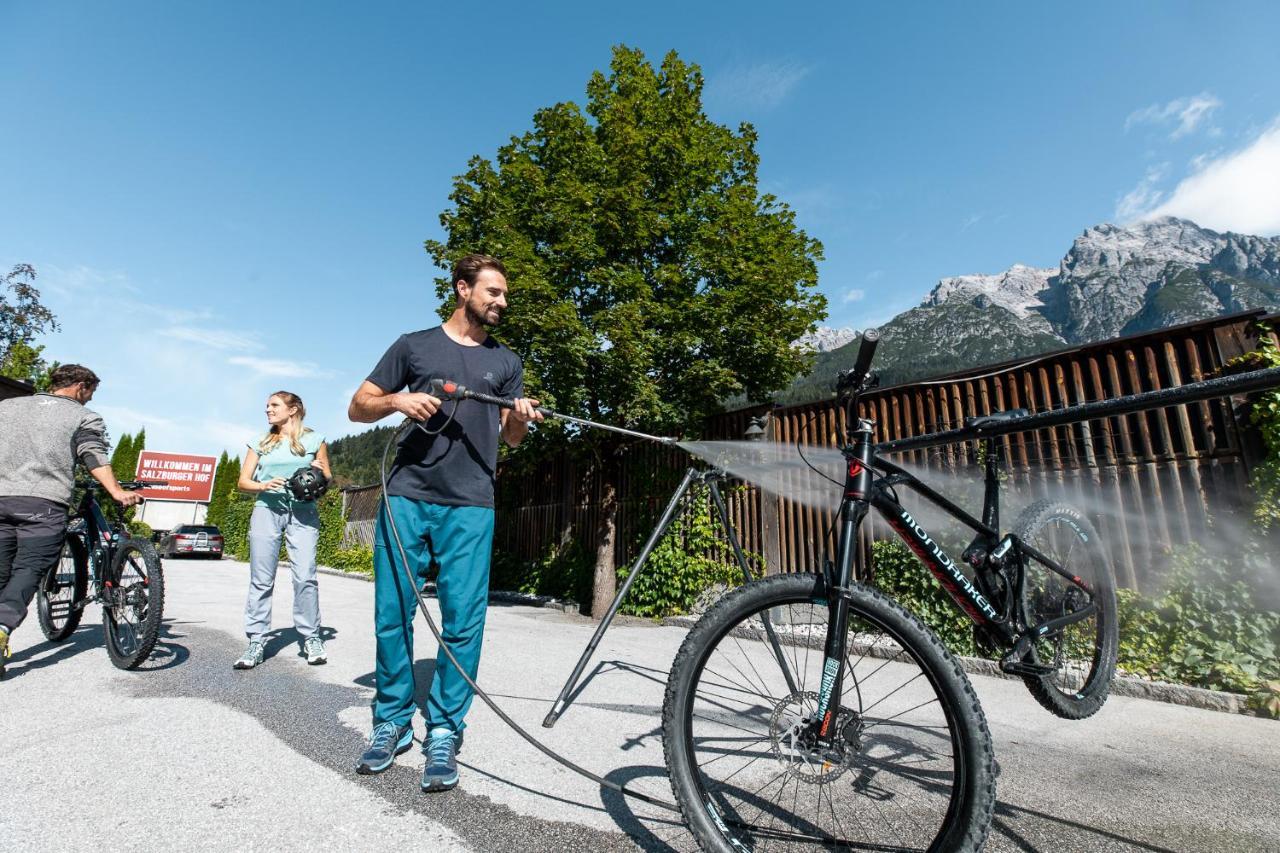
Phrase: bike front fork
[{"left": 812, "top": 497, "right": 867, "bottom": 741}]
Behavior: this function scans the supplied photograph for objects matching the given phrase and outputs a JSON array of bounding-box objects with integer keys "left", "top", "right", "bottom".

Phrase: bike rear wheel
[
  {"left": 1013, "top": 500, "right": 1118, "bottom": 720},
  {"left": 37, "top": 534, "right": 89, "bottom": 642},
  {"left": 103, "top": 538, "right": 165, "bottom": 670},
  {"left": 663, "top": 573, "right": 995, "bottom": 853}
]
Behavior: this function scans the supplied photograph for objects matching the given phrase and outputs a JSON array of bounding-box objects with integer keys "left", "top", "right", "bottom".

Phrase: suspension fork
[{"left": 815, "top": 422, "right": 874, "bottom": 739}]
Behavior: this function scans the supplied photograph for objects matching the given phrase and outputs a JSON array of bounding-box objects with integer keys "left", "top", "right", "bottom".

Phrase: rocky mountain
[
  {"left": 794, "top": 326, "right": 857, "bottom": 353},
  {"left": 784, "top": 217, "right": 1280, "bottom": 401}
]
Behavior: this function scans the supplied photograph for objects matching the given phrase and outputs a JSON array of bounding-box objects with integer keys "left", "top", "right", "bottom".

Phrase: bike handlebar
[
  {"left": 836, "top": 328, "right": 880, "bottom": 394},
  {"left": 851, "top": 328, "right": 880, "bottom": 379},
  {"left": 75, "top": 479, "right": 169, "bottom": 491}
]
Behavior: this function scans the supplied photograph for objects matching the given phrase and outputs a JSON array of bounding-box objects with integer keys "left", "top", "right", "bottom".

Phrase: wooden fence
[{"left": 344, "top": 310, "right": 1278, "bottom": 591}]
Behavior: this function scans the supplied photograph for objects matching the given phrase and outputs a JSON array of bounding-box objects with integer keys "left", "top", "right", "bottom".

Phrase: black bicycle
[
  {"left": 36, "top": 479, "right": 168, "bottom": 670},
  {"left": 663, "top": 330, "right": 1118, "bottom": 852}
]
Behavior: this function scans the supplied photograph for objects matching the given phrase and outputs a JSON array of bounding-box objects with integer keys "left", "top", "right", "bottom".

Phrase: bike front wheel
[
  {"left": 103, "top": 538, "right": 165, "bottom": 670},
  {"left": 37, "top": 534, "right": 89, "bottom": 642},
  {"left": 663, "top": 573, "right": 995, "bottom": 853},
  {"left": 1013, "top": 499, "right": 1118, "bottom": 720}
]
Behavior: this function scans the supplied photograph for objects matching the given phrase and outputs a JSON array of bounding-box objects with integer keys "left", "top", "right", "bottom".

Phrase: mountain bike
[
  {"left": 662, "top": 331, "right": 1118, "bottom": 852},
  {"left": 36, "top": 480, "right": 168, "bottom": 670}
]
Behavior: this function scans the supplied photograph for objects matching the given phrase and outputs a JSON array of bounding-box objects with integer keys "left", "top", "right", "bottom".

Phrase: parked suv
[{"left": 160, "top": 524, "right": 224, "bottom": 559}]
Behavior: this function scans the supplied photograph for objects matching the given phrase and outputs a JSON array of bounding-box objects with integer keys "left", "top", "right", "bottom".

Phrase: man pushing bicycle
[
  {"left": 347, "top": 254, "right": 542, "bottom": 792},
  {"left": 0, "top": 365, "right": 141, "bottom": 678}
]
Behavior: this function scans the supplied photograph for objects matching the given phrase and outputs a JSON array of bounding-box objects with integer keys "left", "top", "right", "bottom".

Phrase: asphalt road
[{"left": 2, "top": 558, "right": 1277, "bottom": 852}]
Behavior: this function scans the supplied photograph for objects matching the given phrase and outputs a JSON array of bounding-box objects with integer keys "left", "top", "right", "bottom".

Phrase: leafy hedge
[
  {"left": 217, "top": 487, "right": 362, "bottom": 571},
  {"left": 616, "top": 488, "right": 754, "bottom": 618}
]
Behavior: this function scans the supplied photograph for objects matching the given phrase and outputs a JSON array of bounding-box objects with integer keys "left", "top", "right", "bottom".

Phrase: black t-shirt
[{"left": 367, "top": 327, "right": 523, "bottom": 507}]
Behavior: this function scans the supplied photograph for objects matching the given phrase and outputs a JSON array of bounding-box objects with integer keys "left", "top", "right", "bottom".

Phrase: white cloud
[
  {"left": 228, "top": 355, "right": 336, "bottom": 379},
  {"left": 1115, "top": 163, "right": 1169, "bottom": 222},
  {"left": 841, "top": 288, "right": 866, "bottom": 304},
  {"left": 160, "top": 326, "right": 262, "bottom": 351},
  {"left": 706, "top": 61, "right": 811, "bottom": 110},
  {"left": 1125, "top": 92, "right": 1222, "bottom": 140},
  {"left": 1143, "top": 120, "right": 1280, "bottom": 235},
  {"left": 959, "top": 213, "right": 983, "bottom": 233},
  {"left": 36, "top": 264, "right": 138, "bottom": 299}
]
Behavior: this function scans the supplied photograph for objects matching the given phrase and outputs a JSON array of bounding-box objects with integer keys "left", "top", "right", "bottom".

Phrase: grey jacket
[{"left": 0, "top": 393, "right": 112, "bottom": 506}]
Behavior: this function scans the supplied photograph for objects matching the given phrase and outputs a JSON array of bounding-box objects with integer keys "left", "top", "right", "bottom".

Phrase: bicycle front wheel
[
  {"left": 663, "top": 573, "right": 995, "bottom": 853},
  {"left": 103, "top": 538, "right": 165, "bottom": 670},
  {"left": 37, "top": 535, "right": 89, "bottom": 642}
]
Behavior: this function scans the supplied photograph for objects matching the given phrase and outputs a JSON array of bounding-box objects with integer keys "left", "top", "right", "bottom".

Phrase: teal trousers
[{"left": 372, "top": 496, "right": 494, "bottom": 732}]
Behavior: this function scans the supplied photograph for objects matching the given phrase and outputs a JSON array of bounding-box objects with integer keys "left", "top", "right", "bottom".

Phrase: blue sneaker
[
  {"left": 355, "top": 721, "right": 414, "bottom": 775},
  {"left": 421, "top": 727, "right": 463, "bottom": 792}
]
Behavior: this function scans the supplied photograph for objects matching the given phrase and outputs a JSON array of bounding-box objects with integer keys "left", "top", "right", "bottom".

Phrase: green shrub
[
  {"left": 491, "top": 538, "right": 593, "bottom": 603},
  {"left": 220, "top": 492, "right": 253, "bottom": 559},
  {"left": 869, "top": 540, "right": 978, "bottom": 656},
  {"left": 616, "top": 488, "right": 754, "bottom": 619},
  {"left": 1114, "top": 546, "right": 1280, "bottom": 698},
  {"left": 329, "top": 545, "right": 374, "bottom": 576},
  {"left": 126, "top": 519, "right": 154, "bottom": 540}
]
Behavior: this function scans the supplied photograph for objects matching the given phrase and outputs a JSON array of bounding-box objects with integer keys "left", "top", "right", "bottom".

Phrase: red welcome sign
[{"left": 135, "top": 451, "right": 218, "bottom": 502}]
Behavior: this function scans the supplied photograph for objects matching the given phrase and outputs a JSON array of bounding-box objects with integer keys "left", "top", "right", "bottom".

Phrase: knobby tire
[
  {"left": 37, "top": 534, "right": 89, "bottom": 642},
  {"left": 103, "top": 538, "right": 165, "bottom": 670},
  {"left": 1013, "top": 500, "right": 1118, "bottom": 720},
  {"left": 663, "top": 573, "right": 995, "bottom": 853}
]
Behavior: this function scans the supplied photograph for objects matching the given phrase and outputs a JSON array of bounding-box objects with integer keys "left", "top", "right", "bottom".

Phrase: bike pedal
[{"left": 999, "top": 660, "right": 1056, "bottom": 677}]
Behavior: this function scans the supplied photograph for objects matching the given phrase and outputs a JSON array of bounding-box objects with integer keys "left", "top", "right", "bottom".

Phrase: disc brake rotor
[{"left": 768, "top": 691, "right": 862, "bottom": 784}]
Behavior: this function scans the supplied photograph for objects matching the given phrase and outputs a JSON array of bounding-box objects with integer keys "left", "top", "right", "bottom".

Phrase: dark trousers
[{"left": 0, "top": 497, "right": 68, "bottom": 632}]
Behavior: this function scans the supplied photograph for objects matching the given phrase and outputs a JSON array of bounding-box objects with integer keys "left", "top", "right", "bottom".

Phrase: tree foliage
[
  {"left": 426, "top": 45, "right": 824, "bottom": 438},
  {"left": 425, "top": 45, "right": 826, "bottom": 614},
  {"left": 327, "top": 424, "right": 398, "bottom": 487},
  {"left": 1, "top": 265, "right": 59, "bottom": 387},
  {"left": 206, "top": 453, "right": 241, "bottom": 530}
]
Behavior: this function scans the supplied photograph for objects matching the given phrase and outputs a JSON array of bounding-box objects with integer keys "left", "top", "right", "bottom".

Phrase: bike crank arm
[
  {"left": 428, "top": 379, "right": 676, "bottom": 445},
  {"left": 1000, "top": 602, "right": 1098, "bottom": 675}
]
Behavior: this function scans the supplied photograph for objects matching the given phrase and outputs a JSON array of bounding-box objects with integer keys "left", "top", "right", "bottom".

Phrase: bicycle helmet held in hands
[{"left": 287, "top": 466, "right": 330, "bottom": 502}]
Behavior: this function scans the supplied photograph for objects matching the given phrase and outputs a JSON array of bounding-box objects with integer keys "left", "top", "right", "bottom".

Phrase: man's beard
[{"left": 465, "top": 300, "right": 501, "bottom": 328}]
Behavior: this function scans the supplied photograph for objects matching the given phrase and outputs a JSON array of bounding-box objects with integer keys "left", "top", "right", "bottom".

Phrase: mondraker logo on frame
[{"left": 899, "top": 509, "right": 999, "bottom": 621}]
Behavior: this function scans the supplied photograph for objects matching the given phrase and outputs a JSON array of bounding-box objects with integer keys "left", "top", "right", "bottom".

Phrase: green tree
[
  {"left": 206, "top": 452, "right": 240, "bottom": 529},
  {"left": 1, "top": 264, "right": 58, "bottom": 368},
  {"left": 0, "top": 339, "right": 58, "bottom": 389},
  {"left": 427, "top": 46, "right": 826, "bottom": 616},
  {"left": 111, "top": 432, "right": 137, "bottom": 484}
]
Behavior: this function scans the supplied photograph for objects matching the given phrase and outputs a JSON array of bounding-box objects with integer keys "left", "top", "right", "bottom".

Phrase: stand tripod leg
[
  {"left": 708, "top": 479, "right": 798, "bottom": 696},
  {"left": 542, "top": 467, "right": 701, "bottom": 728}
]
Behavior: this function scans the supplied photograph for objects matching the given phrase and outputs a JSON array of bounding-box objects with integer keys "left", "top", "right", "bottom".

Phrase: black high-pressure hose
[{"left": 378, "top": 411, "right": 680, "bottom": 813}]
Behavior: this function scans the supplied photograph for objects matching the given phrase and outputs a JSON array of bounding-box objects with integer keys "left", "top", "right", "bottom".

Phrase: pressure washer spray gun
[{"left": 427, "top": 378, "right": 675, "bottom": 445}]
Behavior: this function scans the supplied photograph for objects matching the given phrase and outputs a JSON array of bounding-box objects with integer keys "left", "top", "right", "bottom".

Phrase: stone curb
[
  {"left": 315, "top": 565, "right": 1255, "bottom": 716},
  {"left": 659, "top": 615, "right": 1255, "bottom": 717},
  {"left": 315, "top": 565, "right": 580, "bottom": 613}
]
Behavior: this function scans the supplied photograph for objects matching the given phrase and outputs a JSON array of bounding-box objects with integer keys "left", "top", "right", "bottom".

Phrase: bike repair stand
[{"left": 542, "top": 466, "right": 798, "bottom": 728}]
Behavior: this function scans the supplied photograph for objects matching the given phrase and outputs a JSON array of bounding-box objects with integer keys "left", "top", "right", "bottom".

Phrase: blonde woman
[{"left": 234, "top": 391, "right": 331, "bottom": 669}]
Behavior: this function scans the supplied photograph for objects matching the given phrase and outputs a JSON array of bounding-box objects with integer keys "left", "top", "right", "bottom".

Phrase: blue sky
[{"left": 4, "top": 1, "right": 1280, "bottom": 459}]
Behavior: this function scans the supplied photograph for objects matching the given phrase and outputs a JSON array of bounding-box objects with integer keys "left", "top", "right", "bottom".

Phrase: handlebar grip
[{"left": 851, "top": 328, "right": 880, "bottom": 378}]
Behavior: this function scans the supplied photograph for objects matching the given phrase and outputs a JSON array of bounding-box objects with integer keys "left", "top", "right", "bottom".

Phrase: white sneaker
[
  {"left": 303, "top": 636, "right": 327, "bottom": 665},
  {"left": 233, "top": 640, "right": 265, "bottom": 669}
]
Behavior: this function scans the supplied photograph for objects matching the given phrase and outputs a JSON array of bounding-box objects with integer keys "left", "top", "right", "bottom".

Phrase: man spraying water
[{"left": 346, "top": 254, "right": 543, "bottom": 792}]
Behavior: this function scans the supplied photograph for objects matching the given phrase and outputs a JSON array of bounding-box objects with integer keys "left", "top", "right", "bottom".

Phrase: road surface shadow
[{"left": 123, "top": 624, "right": 644, "bottom": 852}]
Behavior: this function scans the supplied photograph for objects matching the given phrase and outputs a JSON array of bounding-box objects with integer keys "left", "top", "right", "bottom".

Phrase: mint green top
[{"left": 248, "top": 429, "right": 325, "bottom": 509}]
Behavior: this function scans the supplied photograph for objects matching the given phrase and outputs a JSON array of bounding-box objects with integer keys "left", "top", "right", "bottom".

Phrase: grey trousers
[{"left": 244, "top": 502, "right": 321, "bottom": 642}]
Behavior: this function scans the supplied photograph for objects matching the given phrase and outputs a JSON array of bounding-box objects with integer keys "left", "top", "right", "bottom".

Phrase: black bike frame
[
  {"left": 70, "top": 486, "right": 131, "bottom": 588},
  {"left": 811, "top": 417, "right": 1098, "bottom": 738}
]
